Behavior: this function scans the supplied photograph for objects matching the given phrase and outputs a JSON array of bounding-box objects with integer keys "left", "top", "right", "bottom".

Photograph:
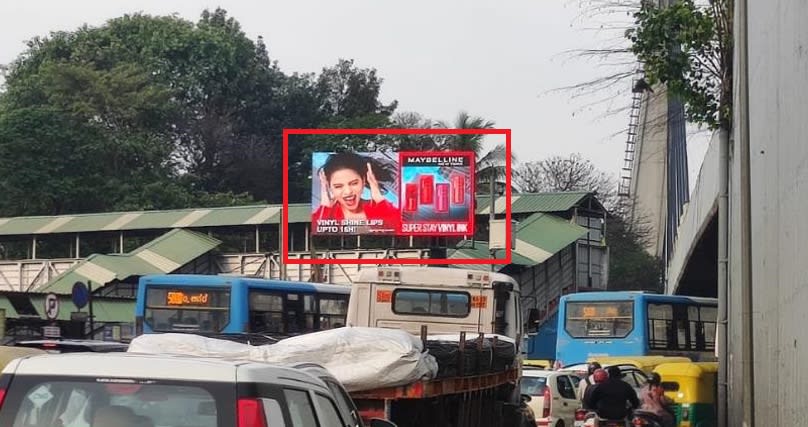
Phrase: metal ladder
[{"left": 617, "top": 67, "right": 647, "bottom": 198}]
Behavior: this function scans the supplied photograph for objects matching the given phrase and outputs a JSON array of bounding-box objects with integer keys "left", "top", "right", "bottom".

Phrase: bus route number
[{"left": 166, "top": 291, "right": 210, "bottom": 306}]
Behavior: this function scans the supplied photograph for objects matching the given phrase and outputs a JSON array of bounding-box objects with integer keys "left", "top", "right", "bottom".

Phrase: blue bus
[
  {"left": 135, "top": 274, "right": 350, "bottom": 337},
  {"left": 555, "top": 292, "right": 718, "bottom": 365}
]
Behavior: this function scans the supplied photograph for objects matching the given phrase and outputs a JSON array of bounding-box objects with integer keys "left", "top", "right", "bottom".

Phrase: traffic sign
[
  {"left": 72, "top": 281, "right": 89, "bottom": 309},
  {"left": 44, "top": 293, "right": 60, "bottom": 320}
]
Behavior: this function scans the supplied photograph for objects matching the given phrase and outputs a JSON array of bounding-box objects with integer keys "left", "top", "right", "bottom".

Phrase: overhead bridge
[{"left": 666, "top": 131, "right": 720, "bottom": 297}]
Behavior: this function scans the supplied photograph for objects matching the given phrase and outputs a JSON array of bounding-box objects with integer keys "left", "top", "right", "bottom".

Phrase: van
[{"left": 0, "top": 352, "right": 396, "bottom": 427}]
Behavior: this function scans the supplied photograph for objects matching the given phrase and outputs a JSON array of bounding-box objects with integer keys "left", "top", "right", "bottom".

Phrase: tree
[
  {"left": 515, "top": 153, "right": 618, "bottom": 209},
  {"left": 605, "top": 205, "right": 664, "bottom": 291},
  {"left": 285, "top": 59, "right": 400, "bottom": 203},
  {"left": 627, "top": 0, "right": 732, "bottom": 130},
  {"left": 435, "top": 111, "right": 514, "bottom": 199},
  {"left": 0, "top": 9, "right": 399, "bottom": 211}
]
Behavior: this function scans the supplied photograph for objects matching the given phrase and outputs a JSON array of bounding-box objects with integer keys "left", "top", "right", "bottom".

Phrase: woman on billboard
[{"left": 314, "top": 152, "right": 399, "bottom": 231}]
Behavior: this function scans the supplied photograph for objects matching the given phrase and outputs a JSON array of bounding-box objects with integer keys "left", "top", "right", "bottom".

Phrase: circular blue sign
[{"left": 72, "top": 281, "right": 89, "bottom": 309}]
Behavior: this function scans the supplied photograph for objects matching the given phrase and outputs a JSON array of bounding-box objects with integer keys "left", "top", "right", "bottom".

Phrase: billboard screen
[
  {"left": 312, "top": 151, "right": 400, "bottom": 235},
  {"left": 311, "top": 150, "right": 475, "bottom": 236},
  {"left": 400, "top": 152, "right": 475, "bottom": 236}
]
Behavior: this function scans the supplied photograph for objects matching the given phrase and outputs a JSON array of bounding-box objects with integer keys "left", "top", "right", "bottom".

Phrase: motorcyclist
[
  {"left": 585, "top": 366, "right": 640, "bottom": 421},
  {"left": 577, "top": 362, "right": 602, "bottom": 401},
  {"left": 637, "top": 373, "right": 675, "bottom": 427},
  {"left": 582, "top": 368, "right": 609, "bottom": 410}
]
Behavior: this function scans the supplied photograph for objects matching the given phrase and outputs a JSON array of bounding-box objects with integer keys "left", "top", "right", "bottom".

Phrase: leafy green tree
[
  {"left": 436, "top": 111, "right": 515, "bottom": 202},
  {"left": 605, "top": 205, "right": 664, "bottom": 292},
  {"left": 0, "top": 9, "right": 399, "bottom": 211},
  {"left": 287, "top": 59, "right": 400, "bottom": 203},
  {"left": 627, "top": 0, "right": 732, "bottom": 130}
]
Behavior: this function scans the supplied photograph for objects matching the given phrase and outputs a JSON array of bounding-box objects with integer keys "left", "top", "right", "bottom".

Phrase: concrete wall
[
  {"left": 727, "top": 0, "right": 808, "bottom": 424},
  {"left": 630, "top": 89, "right": 669, "bottom": 258}
]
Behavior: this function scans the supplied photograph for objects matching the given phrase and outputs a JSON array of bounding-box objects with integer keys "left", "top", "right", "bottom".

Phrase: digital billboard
[
  {"left": 399, "top": 152, "right": 475, "bottom": 236},
  {"left": 311, "top": 150, "right": 474, "bottom": 236},
  {"left": 312, "top": 151, "right": 400, "bottom": 235}
]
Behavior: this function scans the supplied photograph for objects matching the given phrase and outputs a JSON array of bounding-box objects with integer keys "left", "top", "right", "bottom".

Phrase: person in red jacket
[{"left": 313, "top": 152, "right": 400, "bottom": 232}]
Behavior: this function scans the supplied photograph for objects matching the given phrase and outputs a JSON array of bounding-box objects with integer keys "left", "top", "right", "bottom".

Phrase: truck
[{"left": 344, "top": 266, "right": 530, "bottom": 427}]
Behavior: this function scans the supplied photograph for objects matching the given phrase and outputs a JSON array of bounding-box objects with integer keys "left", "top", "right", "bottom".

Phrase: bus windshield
[
  {"left": 144, "top": 286, "right": 231, "bottom": 333},
  {"left": 565, "top": 301, "right": 634, "bottom": 338}
]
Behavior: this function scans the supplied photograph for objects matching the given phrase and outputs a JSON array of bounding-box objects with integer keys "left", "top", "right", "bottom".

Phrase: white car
[
  {"left": 521, "top": 367, "right": 582, "bottom": 427},
  {"left": 0, "top": 352, "right": 396, "bottom": 427}
]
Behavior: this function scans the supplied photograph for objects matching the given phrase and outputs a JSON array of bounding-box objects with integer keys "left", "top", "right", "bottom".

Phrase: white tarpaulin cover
[{"left": 128, "top": 327, "right": 438, "bottom": 392}]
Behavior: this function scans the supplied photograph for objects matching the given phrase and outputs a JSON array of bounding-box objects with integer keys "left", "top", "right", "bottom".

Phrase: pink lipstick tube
[
  {"left": 405, "top": 183, "right": 419, "bottom": 212},
  {"left": 435, "top": 183, "right": 449, "bottom": 212},
  {"left": 451, "top": 173, "right": 465, "bottom": 205},
  {"left": 419, "top": 174, "right": 434, "bottom": 204}
]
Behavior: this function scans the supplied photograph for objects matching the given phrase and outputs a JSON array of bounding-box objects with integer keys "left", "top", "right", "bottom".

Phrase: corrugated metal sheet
[
  {"left": 475, "top": 192, "right": 592, "bottom": 215},
  {"left": 0, "top": 192, "right": 593, "bottom": 237},
  {"left": 0, "top": 296, "right": 18, "bottom": 317},
  {"left": 39, "top": 229, "right": 221, "bottom": 294},
  {"left": 0, "top": 204, "right": 310, "bottom": 236},
  {"left": 448, "top": 212, "right": 587, "bottom": 267}
]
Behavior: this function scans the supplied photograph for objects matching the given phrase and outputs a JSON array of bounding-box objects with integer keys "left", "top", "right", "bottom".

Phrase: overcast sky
[{"left": 0, "top": 0, "right": 710, "bottom": 189}]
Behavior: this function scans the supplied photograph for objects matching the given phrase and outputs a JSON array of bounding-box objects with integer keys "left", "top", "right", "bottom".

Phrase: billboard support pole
[{"left": 278, "top": 208, "right": 286, "bottom": 280}]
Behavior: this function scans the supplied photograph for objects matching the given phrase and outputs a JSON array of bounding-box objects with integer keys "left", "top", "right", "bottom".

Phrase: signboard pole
[
  {"left": 88, "top": 280, "right": 95, "bottom": 339},
  {"left": 278, "top": 208, "right": 286, "bottom": 280}
]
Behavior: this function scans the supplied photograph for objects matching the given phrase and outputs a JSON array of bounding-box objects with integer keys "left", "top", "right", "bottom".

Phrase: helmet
[
  {"left": 593, "top": 368, "right": 608, "bottom": 383},
  {"left": 587, "top": 362, "right": 602, "bottom": 375}
]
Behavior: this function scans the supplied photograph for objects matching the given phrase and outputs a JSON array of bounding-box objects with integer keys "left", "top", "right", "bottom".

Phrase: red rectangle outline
[
  {"left": 398, "top": 150, "right": 475, "bottom": 237},
  {"left": 282, "top": 128, "right": 512, "bottom": 265}
]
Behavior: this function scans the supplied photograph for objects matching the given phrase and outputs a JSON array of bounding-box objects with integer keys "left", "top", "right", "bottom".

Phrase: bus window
[
  {"left": 648, "top": 303, "right": 718, "bottom": 351},
  {"left": 392, "top": 290, "right": 471, "bottom": 317},
  {"left": 565, "top": 301, "right": 633, "bottom": 338},
  {"left": 144, "top": 287, "right": 230, "bottom": 333},
  {"left": 700, "top": 306, "right": 718, "bottom": 351},
  {"left": 319, "top": 294, "right": 348, "bottom": 329},
  {"left": 648, "top": 303, "right": 674, "bottom": 350},
  {"left": 249, "top": 291, "right": 284, "bottom": 334},
  {"left": 303, "top": 295, "right": 316, "bottom": 331}
]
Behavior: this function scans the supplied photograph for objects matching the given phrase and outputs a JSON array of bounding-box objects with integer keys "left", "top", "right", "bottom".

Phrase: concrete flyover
[{"left": 665, "top": 131, "right": 720, "bottom": 297}]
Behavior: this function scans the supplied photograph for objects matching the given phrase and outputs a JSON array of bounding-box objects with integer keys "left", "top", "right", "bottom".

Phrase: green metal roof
[
  {"left": 474, "top": 192, "right": 593, "bottom": 215},
  {"left": 0, "top": 204, "right": 310, "bottom": 237},
  {"left": 0, "top": 192, "right": 597, "bottom": 237},
  {"left": 448, "top": 212, "right": 588, "bottom": 268},
  {"left": 39, "top": 229, "right": 221, "bottom": 294},
  {"left": 0, "top": 296, "right": 18, "bottom": 317}
]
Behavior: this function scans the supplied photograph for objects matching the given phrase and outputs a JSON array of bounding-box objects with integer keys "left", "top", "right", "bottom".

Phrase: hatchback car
[
  {"left": 0, "top": 352, "right": 396, "bottom": 427},
  {"left": 14, "top": 339, "right": 129, "bottom": 353},
  {"left": 521, "top": 367, "right": 582, "bottom": 427}
]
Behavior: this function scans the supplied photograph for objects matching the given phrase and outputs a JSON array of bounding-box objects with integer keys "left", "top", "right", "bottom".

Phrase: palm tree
[{"left": 436, "top": 112, "right": 516, "bottom": 221}]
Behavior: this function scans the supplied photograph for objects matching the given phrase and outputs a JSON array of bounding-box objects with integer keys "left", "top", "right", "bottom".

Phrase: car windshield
[
  {"left": 0, "top": 377, "right": 233, "bottom": 427},
  {"left": 520, "top": 376, "right": 548, "bottom": 396}
]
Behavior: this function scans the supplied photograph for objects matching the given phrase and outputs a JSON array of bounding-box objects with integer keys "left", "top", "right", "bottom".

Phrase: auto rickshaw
[
  {"left": 0, "top": 345, "right": 46, "bottom": 371},
  {"left": 586, "top": 356, "right": 692, "bottom": 375},
  {"left": 652, "top": 362, "right": 718, "bottom": 427},
  {"left": 522, "top": 359, "right": 553, "bottom": 370}
]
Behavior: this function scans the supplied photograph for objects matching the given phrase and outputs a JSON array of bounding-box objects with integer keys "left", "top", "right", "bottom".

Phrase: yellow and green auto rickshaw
[
  {"left": 522, "top": 359, "right": 553, "bottom": 370},
  {"left": 653, "top": 362, "right": 717, "bottom": 427},
  {"left": 587, "top": 356, "right": 692, "bottom": 375},
  {"left": 0, "top": 345, "right": 46, "bottom": 371}
]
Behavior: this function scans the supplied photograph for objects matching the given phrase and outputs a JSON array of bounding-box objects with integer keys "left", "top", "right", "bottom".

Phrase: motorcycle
[
  {"left": 630, "top": 409, "right": 675, "bottom": 427},
  {"left": 575, "top": 409, "right": 628, "bottom": 427}
]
